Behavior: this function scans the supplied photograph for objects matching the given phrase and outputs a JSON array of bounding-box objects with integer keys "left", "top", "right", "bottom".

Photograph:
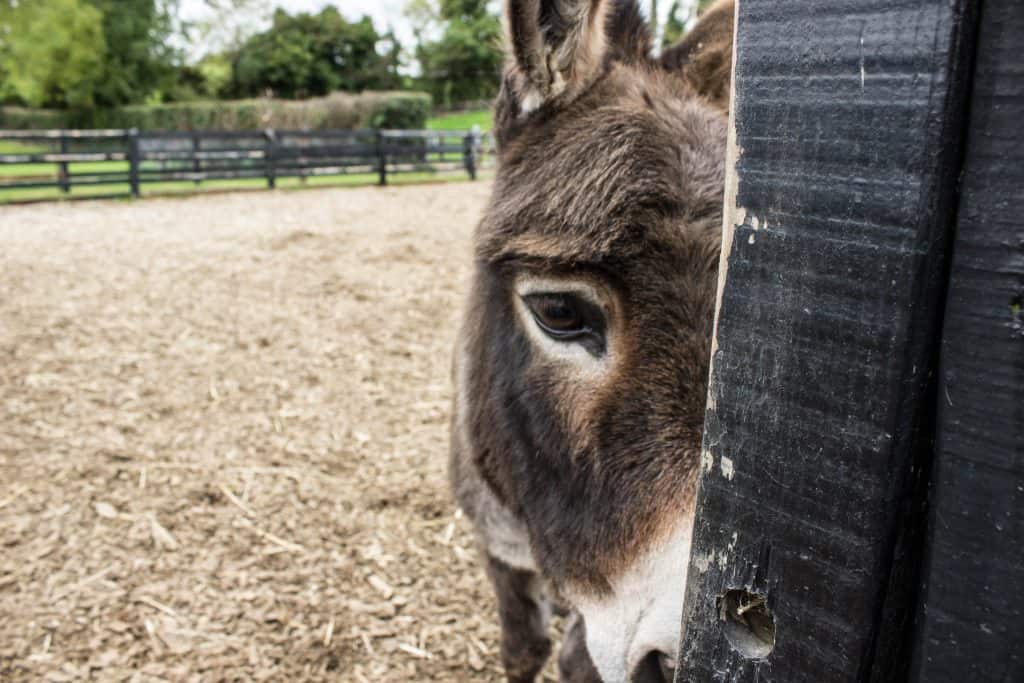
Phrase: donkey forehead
[{"left": 481, "top": 89, "right": 727, "bottom": 265}]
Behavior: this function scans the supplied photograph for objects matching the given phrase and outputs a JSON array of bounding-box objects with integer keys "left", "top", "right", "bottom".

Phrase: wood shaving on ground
[{"left": 0, "top": 184, "right": 565, "bottom": 681}]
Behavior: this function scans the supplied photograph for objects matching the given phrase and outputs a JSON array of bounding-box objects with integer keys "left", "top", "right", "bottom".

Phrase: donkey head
[{"left": 458, "top": 0, "right": 734, "bottom": 679}]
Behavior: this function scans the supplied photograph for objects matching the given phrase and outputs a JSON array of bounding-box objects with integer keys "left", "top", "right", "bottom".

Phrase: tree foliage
[
  {"left": 196, "top": 56, "right": 234, "bottom": 99},
  {"left": 0, "top": 0, "right": 107, "bottom": 107},
  {"left": 663, "top": 0, "right": 718, "bottom": 48},
  {"left": 0, "top": 0, "right": 179, "bottom": 108},
  {"left": 662, "top": 1, "right": 687, "bottom": 48},
  {"left": 440, "top": 0, "right": 492, "bottom": 21},
  {"left": 230, "top": 8, "right": 402, "bottom": 99},
  {"left": 188, "top": 0, "right": 272, "bottom": 56},
  {"left": 412, "top": 0, "right": 502, "bottom": 107},
  {"left": 87, "top": 0, "right": 181, "bottom": 106}
]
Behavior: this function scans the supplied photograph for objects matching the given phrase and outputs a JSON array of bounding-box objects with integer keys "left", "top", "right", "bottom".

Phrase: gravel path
[{"left": 0, "top": 184, "right": 535, "bottom": 681}]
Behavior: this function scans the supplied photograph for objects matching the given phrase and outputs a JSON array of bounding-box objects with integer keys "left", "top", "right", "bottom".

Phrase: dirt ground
[{"left": 0, "top": 183, "right": 546, "bottom": 681}]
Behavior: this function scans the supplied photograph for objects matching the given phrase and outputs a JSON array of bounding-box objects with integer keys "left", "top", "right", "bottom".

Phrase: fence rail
[{"left": 0, "top": 127, "right": 492, "bottom": 201}]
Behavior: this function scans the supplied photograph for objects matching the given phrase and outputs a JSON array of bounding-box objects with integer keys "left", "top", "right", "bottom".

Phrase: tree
[
  {"left": 187, "top": 0, "right": 272, "bottom": 57},
  {"left": 0, "top": 0, "right": 107, "bottom": 107},
  {"left": 196, "top": 55, "right": 234, "bottom": 99},
  {"left": 662, "top": 0, "right": 717, "bottom": 49},
  {"left": 231, "top": 8, "right": 402, "bottom": 99},
  {"left": 372, "top": 29, "right": 406, "bottom": 91},
  {"left": 405, "top": 0, "right": 439, "bottom": 39},
  {"left": 0, "top": 0, "right": 185, "bottom": 108},
  {"left": 440, "top": 0, "right": 491, "bottom": 21},
  {"left": 662, "top": 1, "right": 687, "bottom": 48},
  {"left": 413, "top": 0, "right": 502, "bottom": 107},
  {"left": 85, "top": 0, "right": 181, "bottom": 106}
]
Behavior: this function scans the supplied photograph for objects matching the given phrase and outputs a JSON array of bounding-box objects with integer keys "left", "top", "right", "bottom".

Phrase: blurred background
[{"left": 0, "top": 0, "right": 712, "bottom": 131}]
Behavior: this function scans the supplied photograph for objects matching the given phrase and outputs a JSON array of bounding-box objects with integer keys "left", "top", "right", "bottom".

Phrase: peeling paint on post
[{"left": 677, "top": 0, "right": 981, "bottom": 680}]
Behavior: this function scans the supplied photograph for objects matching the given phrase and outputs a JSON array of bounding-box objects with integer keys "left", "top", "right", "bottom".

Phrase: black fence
[{"left": 0, "top": 128, "right": 492, "bottom": 201}]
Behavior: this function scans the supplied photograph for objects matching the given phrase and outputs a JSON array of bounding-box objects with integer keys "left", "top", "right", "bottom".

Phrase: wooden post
[
  {"left": 910, "top": 0, "right": 1024, "bottom": 679},
  {"left": 264, "top": 129, "right": 276, "bottom": 189},
  {"left": 192, "top": 133, "right": 201, "bottom": 186},
  {"left": 376, "top": 130, "right": 387, "bottom": 186},
  {"left": 677, "top": 0, "right": 980, "bottom": 680},
  {"left": 58, "top": 132, "right": 70, "bottom": 194},
  {"left": 463, "top": 130, "right": 478, "bottom": 181},
  {"left": 127, "top": 129, "right": 141, "bottom": 199}
]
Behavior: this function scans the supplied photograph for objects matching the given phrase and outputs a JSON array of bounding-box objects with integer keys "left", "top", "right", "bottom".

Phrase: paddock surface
[{"left": 0, "top": 184, "right": 542, "bottom": 681}]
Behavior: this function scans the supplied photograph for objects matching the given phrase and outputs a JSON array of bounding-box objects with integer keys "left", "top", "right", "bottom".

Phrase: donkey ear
[
  {"left": 504, "top": 0, "right": 615, "bottom": 114},
  {"left": 660, "top": 0, "right": 735, "bottom": 112}
]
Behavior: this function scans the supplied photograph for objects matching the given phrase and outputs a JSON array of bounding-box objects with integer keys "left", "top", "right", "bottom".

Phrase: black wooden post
[
  {"left": 376, "top": 130, "right": 387, "bottom": 186},
  {"left": 463, "top": 131, "right": 478, "bottom": 181},
  {"left": 58, "top": 132, "right": 70, "bottom": 194},
  {"left": 264, "top": 128, "right": 276, "bottom": 189},
  {"left": 127, "top": 128, "right": 141, "bottom": 199},
  {"left": 192, "top": 133, "right": 201, "bottom": 186},
  {"left": 910, "top": 0, "right": 1024, "bottom": 679},
  {"left": 677, "top": 0, "right": 980, "bottom": 680}
]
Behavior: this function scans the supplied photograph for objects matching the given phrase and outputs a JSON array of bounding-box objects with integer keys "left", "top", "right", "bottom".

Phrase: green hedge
[
  {"left": 366, "top": 93, "right": 433, "bottom": 130},
  {"left": 0, "top": 107, "right": 70, "bottom": 129},
  {"left": 1, "top": 91, "right": 432, "bottom": 131}
]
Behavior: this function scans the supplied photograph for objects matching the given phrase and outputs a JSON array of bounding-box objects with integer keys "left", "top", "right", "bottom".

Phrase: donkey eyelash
[
  {"left": 511, "top": 274, "right": 616, "bottom": 365},
  {"left": 513, "top": 275, "right": 605, "bottom": 305},
  {"left": 521, "top": 292, "right": 608, "bottom": 357}
]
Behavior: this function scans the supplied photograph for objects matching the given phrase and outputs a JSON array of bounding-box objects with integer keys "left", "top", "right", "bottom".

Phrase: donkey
[{"left": 450, "top": 1, "right": 735, "bottom": 680}]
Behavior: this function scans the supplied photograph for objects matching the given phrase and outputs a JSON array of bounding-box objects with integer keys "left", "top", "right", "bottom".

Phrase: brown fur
[
  {"left": 451, "top": 1, "right": 734, "bottom": 679},
  {"left": 661, "top": 0, "right": 735, "bottom": 112}
]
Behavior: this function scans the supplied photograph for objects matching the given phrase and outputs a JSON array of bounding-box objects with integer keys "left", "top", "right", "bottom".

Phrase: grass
[
  {"left": 0, "top": 140, "right": 125, "bottom": 181},
  {"left": 0, "top": 141, "right": 34, "bottom": 153},
  {"left": 0, "top": 169, "right": 491, "bottom": 204},
  {"left": 427, "top": 109, "right": 493, "bottom": 131}
]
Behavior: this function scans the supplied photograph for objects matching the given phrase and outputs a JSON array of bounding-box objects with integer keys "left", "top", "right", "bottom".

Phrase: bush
[
  {"left": 1, "top": 92, "right": 433, "bottom": 132},
  {"left": 69, "top": 100, "right": 266, "bottom": 130},
  {"left": 0, "top": 106, "right": 70, "bottom": 129},
  {"left": 367, "top": 92, "right": 432, "bottom": 130}
]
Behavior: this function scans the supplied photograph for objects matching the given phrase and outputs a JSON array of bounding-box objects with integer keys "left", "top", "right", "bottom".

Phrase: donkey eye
[
  {"left": 526, "top": 294, "right": 585, "bottom": 336},
  {"left": 521, "top": 293, "right": 606, "bottom": 355}
]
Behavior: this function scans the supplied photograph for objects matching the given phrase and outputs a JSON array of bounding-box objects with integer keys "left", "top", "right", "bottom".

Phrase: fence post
[
  {"left": 910, "top": 0, "right": 1024, "bottom": 678},
  {"left": 127, "top": 128, "right": 140, "bottom": 199},
  {"left": 463, "top": 127, "right": 479, "bottom": 181},
  {"left": 264, "top": 128, "right": 277, "bottom": 189},
  {"left": 677, "top": 0, "right": 981, "bottom": 679},
  {"left": 58, "top": 132, "right": 70, "bottom": 194},
  {"left": 376, "top": 130, "right": 387, "bottom": 186},
  {"left": 192, "top": 133, "right": 201, "bottom": 186}
]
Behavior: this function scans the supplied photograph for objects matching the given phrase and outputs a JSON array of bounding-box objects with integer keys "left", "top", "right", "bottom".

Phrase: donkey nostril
[
  {"left": 658, "top": 652, "right": 676, "bottom": 682},
  {"left": 632, "top": 650, "right": 676, "bottom": 683}
]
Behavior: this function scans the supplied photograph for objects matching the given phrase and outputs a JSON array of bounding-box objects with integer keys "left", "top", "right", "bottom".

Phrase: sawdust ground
[{"left": 0, "top": 184, "right": 555, "bottom": 681}]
